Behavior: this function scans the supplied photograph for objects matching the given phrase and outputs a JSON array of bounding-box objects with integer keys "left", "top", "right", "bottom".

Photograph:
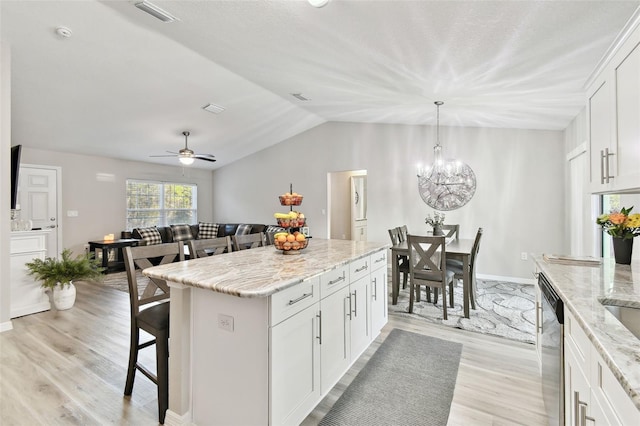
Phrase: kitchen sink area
[{"left": 602, "top": 303, "right": 640, "bottom": 340}]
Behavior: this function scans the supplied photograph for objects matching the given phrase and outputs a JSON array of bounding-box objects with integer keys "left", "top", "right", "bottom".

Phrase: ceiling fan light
[{"left": 179, "top": 156, "right": 195, "bottom": 165}]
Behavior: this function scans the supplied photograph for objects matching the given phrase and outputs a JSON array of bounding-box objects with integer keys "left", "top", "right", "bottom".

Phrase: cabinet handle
[
  {"left": 602, "top": 147, "right": 615, "bottom": 183},
  {"left": 328, "top": 272, "right": 345, "bottom": 285},
  {"left": 375, "top": 256, "right": 385, "bottom": 264},
  {"left": 579, "top": 401, "right": 595, "bottom": 425},
  {"left": 600, "top": 149, "right": 606, "bottom": 184},
  {"left": 536, "top": 302, "right": 542, "bottom": 334},
  {"left": 346, "top": 294, "right": 351, "bottom": 319},
  {"left": 352, "top": 290, "right": 358, "bottom": 317},
  {"left": 355, "top": 263, "right": 368, "bottom": 273},
  {"left": 288, "top": 291, "right": 312, "bottom": 306},
  {"left": 316, "top": 311, "right": 322, "bottom": 345},
  {"left": 372, "top": 277, "right": 377, "bottom": 301}
]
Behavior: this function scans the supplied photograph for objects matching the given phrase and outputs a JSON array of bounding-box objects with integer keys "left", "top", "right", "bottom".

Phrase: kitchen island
[
  {"left": 533, "top": 255, "right": 640, "bottom": 424},
  {"left": 144, "top": 238, "right": 389, "bottom": 426}
]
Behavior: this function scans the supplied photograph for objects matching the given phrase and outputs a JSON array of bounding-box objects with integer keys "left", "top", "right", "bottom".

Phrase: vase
[
  {"left": 53, "top": 282, "right": 76, "bottom": 310},
  {"left": 432, "top": 224, "right": 444, "bottom": 236},
  {"left": 612, "top": 238, "right": 633, "bottom": 265}
]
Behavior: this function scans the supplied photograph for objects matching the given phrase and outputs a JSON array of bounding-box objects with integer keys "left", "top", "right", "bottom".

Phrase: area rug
[
  {"left": 390, "top": 279, "right": 536, "bottom": 344},
  {"left": 319, "top": 328, "right": 462, "bottom": 426}
]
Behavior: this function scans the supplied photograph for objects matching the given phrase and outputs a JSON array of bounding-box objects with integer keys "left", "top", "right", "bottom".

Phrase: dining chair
[
  {"left": 123, "top": 242, "right": 185, "bottom": 425},
  {"left": 397, "top": 225, "right": 408, "bottom": 242},
  {"left": 388, "top": 227, "right": 411, "bottom": 292},
  {"left": 232, "top": 232, "right": 265, "bottom": 251},
  {"left": 187, "top": 236, "right": 232, "bottom": 258},
  {"left": 441, "top": 224, "right": 460, "bottom": 239},
  {"left": 407, "top": 234, "right": 454, "bottom": 319},
  {"left": 447, "top": 227, "right": 483, "bottom": 310}
]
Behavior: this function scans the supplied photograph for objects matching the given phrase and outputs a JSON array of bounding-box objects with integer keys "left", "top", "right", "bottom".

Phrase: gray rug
[
  {"left": 319, "top": 328, "right": 462, "bottom": 426},
  {"left": 390, "top": 279, "right": 536, "bottom": 344}
]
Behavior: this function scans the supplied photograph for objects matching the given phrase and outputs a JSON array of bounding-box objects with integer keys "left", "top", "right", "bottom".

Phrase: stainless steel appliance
[{"left": 539, "top": 272, "right": 565, "bottom": 425}]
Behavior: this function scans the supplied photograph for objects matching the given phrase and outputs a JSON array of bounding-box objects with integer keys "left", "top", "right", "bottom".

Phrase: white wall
[
  {"left": 212, "top": 121, "right": 566, "bottom": 280},
  {"left": 20, "top": 147, "right": 214, "bottom": 255},
  {"left": 1, "top": 41, "right": 12, "bottom": 330}
]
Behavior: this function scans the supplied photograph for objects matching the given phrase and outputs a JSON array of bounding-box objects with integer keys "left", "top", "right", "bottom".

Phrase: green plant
[
  {"left": 425, "top": 211, "right": 445, "bottom": 227},
  {"left": 25, "top": 249, "right": 104, "bottom": 290},
  {"left": 596, "top": 206, "right": 640, "bottom": 240}
]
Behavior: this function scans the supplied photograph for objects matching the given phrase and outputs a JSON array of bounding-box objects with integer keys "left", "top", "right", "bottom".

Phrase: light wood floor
[{"left": 0, "top": 281, "right": 547, "bottom": 425}]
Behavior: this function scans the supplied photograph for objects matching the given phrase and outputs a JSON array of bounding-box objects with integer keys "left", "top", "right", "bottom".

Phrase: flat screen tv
[{"left": 10, "top": 144, "right": 22, "bottom": 210}]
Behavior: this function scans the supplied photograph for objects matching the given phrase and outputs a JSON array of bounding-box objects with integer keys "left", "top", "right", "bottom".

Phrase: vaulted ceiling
[{"left": 2, "top": 0, "right": 639, "bottom": 169}]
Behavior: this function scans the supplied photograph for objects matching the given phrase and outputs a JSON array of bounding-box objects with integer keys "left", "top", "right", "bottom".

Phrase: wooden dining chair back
[
  {"left": 388, "top": 228, "right": 409, "bottom": 294},
  {"left": 232, "top": 232, "right": 265, "bottom": 251},
  {"left": 446, "top": 227, "right": 483, "bottom": 310},
  {"left": 188, "top": 236, "right": 232, "bottom": 259},
  {"left": 123, "top": 242, "right": 185, "bottom": 425},
  {"left": 407, "top": 234, "right": 454, "bottom": 319},
  {"left": 397, "top": 225, "right": 408, "bottom": 242},
  {"left": 441, "top": 224, "right": 460, "bottom": 239}
]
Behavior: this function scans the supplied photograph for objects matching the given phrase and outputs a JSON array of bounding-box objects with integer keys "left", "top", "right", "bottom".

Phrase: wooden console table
[{"left": 88, "top": 239, "right": 140, "bottom": 273}]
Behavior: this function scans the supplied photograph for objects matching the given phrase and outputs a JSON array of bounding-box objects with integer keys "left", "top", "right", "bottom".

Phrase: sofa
[{"left": 131, "top": 223, "right": 284, "bottom": 247}]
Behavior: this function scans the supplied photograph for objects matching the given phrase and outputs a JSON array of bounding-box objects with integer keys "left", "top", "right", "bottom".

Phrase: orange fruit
[
  {"left": 286, "top": 234, "right": 295, "bottom": 242},
  {"left": 292, "top": 241, "right": 300, "bottom": 250},
  {"left": 283, "top": 242, "right": 292, "bottom": 250},
  {"left": 295, "top": 234, "right": 306, "bottom": 242},
  {"left": 276, "top": 234, "right": 287, "bottom": 243}
]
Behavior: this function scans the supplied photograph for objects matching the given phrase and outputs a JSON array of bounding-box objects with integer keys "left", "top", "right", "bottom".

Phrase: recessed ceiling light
[
  {"left": 135, "top": 1, "right": 178, "bottom": 23},
  {"left": 291, "top": 93, "right": 310, "bottom": 101},
  {"left": 308, "top": 0, "right": 330, "bottom": 8},
  {"left": 202, "top": 103, "right": 226, "bottom": 114},
  {"left": 55, "top": 26, "right": 72, "bottom": 38}
]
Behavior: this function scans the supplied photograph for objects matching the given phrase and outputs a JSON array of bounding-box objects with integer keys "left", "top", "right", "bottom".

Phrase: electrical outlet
[
  {"left": 67, "top": 210, "right": 78, "bottom": 217},
  {"left": 521, "top": 252, "right": 528, "bottom": 261},
  {"left": 218, "top": 314, "right": 234, "bottom": 332}
]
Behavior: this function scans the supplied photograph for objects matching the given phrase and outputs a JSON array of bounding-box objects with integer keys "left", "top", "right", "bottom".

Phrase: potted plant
[
  {"left": 25, "top": 248, "right": 104, "bottom": 310},
  {"left": 425, "top": 211, "right": 446, "bottom": 236},
  {"left": 596, "top": 206, "right": 640, "bottom": 264}
]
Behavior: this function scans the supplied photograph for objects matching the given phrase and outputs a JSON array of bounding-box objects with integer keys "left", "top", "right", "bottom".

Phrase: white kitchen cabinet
[
  {"left": 10, "top": 230, "right": 51, "bottom": 318},
  {"left": 349, "top": 276, "right": 370, "bottom": 360},
  {"left": 370, "top": 249, "right": 388, "bottom": 337},
  {"left": 564, "top": 309, "right": 640, "bottom": 425},
  {"left": 588, "top": 20, "right": 640, "bottom": 193},
  {"left": 320, "top": 285, "right": 351, "bottom": 394},
  {"left": 271, "top": 302, "right": 321, "bottom": 426}
]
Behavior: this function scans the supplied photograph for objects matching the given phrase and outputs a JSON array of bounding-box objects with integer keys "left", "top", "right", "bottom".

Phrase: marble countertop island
[
  {"left": 533, "top": 255, "right": 640, "bottom": 409},
  {"left": 143, "top": 238, "right": 389, "bottom": 297}
]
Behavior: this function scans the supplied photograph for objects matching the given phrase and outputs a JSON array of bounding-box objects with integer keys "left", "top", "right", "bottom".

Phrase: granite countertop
[
  {"left": 143, "top": 238, "right": 389, "bottom": 298},
  {"left": 533, "top": 255, "right": 640, "bottom": 410}
]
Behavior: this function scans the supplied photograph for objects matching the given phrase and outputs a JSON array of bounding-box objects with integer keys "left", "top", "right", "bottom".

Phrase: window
[{"left": 126, "top": 180, "right": 197, "bottom": 230}]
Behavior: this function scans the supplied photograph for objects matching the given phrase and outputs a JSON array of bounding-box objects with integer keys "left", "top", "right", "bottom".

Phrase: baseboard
[
  {"left": 477, "top": 274, "right": 535, "bottom": 285},
  {"left": 164, "top": 409, "right": 193, "bottom": 426},
  {"left": 0, "top": 320, "right": 14, "bottom": 333}
]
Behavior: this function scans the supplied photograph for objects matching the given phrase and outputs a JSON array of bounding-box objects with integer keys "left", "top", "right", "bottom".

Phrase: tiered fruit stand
[{"left": 273, "top": 184, "right": 308, "bottom": 254}]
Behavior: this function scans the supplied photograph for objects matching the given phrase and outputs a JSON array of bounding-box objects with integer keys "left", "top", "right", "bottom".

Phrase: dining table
[{"left": 390, "top": 238, "right": 475, "bottom": 318}]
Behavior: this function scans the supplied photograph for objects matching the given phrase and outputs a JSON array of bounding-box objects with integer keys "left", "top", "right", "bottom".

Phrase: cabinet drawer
[
  {"left": 565, "top": 309, "right": 590, "bottom": 363},
  {"left": 320, "top": 265, "right": 348, "bottom": 298},
  {"left": 370, "top": 250, "right": 387, "bottom": 272},
  {"left": 350, "top": 256, "right": 370, "bottom": 283},
  {"left": 271, "top": 277, "right": 319, "bottom": 326}
]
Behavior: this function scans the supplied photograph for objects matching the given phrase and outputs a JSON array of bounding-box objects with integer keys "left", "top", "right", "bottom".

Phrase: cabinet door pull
[
  {"left": 372, "top": 277, "right": 377, "bottom": 301},
  {"left": 346, "top": 294, "right": 352, "bottom": 319},
  {"left": 374, "top": 256, "right": 385, "bottom": 264},
  {"left": 316, "top": 311, "right": 322, "bottom": 345},
  {"left": 352, "top": 290, "right": 358, "bottom": 317},
  {"left": 355, "top": 264, "right": 368, "bottom": 273},
  {"left": 604, "top": 147, "right": 614, "bottom": 183},
  {"left": 328, "top": 273, "right": 345, "bottom": 285},
  {"left": 600, "top": 149, "right": 606, "bottom": 184},
  {"left": 288, "top": 291, "right": 312, "bottom": 305}
]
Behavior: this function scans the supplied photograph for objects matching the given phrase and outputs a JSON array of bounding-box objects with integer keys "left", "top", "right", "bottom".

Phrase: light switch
[{"left": 67, "top": 210, "right": 78, "bottom": 217}]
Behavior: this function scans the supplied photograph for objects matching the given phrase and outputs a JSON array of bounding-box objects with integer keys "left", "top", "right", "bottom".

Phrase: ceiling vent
[
  {"left": 135, "top": 1, "right": 178, "bottom": 23},
  {"left": 291, "top": 93, "right": 310, "bottom": 101},
  {"left": 202, "top": 103, "right": 226, "bottom": 114}
]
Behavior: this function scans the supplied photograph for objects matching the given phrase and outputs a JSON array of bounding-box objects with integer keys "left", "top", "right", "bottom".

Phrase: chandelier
[{"left": 417, "top": 101, "right": 476, "bottom": 211}]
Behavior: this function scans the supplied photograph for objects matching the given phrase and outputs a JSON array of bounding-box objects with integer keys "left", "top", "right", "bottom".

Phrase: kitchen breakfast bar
[{"left": 143, "top": 239, "right": 389, "bottom": 426}]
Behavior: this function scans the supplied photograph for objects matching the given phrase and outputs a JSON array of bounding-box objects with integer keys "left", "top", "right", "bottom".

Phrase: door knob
[{"left": 50, "top": 217, "right": 56, "bottom": 221}]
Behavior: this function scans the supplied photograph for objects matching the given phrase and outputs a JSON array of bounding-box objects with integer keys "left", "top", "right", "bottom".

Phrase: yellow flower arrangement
[{"left": 596, "top": 206, "right": 640, "bottom": 240}]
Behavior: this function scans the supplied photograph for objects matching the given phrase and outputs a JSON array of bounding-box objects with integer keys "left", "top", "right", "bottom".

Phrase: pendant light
[{"left": 416, "top": 101, "right": 476, "bottom": 211}]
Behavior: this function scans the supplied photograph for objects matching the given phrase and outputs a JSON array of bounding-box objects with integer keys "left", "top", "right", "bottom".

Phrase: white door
[{"left": 18, "top": 166, "right": 60, "bottom": 256}]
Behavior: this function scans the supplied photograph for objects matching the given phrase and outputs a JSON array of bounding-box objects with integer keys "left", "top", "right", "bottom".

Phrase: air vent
[
  {"left": 135, "top": 1, "right": 178, "bottom": 23},
  {"left": 291, "top": 93, "right": 310, "bottom": 101},
  {"left": 202, "top": 103, "right": 226, "bottom": 114}
]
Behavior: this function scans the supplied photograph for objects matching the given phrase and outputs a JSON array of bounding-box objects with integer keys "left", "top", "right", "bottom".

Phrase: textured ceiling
[{"left": 2, "top": 0, "right": 639, "bottom": 169}]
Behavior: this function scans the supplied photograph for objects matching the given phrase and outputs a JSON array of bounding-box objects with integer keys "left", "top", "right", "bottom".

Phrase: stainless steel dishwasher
[{"left": 539, "top": 272, "right": 565, "bottom": 425}]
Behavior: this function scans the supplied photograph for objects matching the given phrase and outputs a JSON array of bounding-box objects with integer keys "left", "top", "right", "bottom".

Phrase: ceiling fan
[{"left": 150, "top": 131, "right": 216, "bottom": 165}]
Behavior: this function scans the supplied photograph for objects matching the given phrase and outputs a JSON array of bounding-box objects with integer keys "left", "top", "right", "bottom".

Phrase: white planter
[{"left": 53, "top": 282, "right": 76, "bottom": 310}]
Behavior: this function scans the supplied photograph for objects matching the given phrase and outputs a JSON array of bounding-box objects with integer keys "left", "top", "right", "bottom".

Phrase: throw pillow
[
  {"left": 136, "top": 226, "right": 162, "bottom": 245},
  {"left": 235, "top": 224, "right": 253, "bottom": 236},
  {"left": 265, "top": 225, "right": 285, "bottom": 234},
  {"left": 170, "top": 224, "right": 193, "bottom": 242},
  {"left": 198, "top": 222, "right": 219, "bottom": 239}
]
